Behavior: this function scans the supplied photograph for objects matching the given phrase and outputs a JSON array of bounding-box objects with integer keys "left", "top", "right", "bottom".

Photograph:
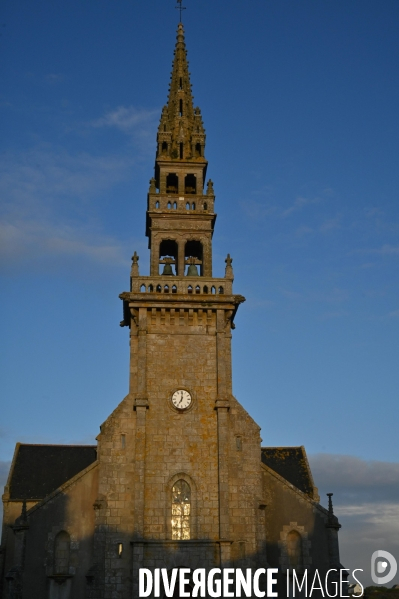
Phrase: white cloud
[
  {"left": 0, "top": 147, "right": 136, "bottom": 268},
  {"left": 92, "top": 105, "right": 159, "bottom": 135}
]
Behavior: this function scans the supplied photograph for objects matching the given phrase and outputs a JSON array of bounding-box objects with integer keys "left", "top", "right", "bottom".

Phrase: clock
[{"left": 171, "top": 389, "right": 192, "bottom": 410}]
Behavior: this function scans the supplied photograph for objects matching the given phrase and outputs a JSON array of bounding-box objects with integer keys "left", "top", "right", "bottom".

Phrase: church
[{"left": 0, "top": 22, "right": 343, "bottom": 599}]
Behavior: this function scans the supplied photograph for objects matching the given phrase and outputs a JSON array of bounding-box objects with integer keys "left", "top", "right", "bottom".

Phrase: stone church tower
[{"left": 1, "top": 23, "right": 342, "bottom": 599}]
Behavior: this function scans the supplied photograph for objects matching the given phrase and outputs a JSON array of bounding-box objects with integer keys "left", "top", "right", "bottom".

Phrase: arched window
[
  {"left": 172, "top": 285, "right": 177, "bottom": 294},
  {"left": 148, "top": 284, "right": 154, "bottom": 292},
  {"left": 286, "top": 530, "right": 303, "bottom": 569},
  {"left": 173, "top": 202, "right": 177, "bottom": 210},
  {"left": 167, "top": 201, "right": 171, "bottom": 209},
  {"left": 155, "top": 200, "right": 160, "bottom": 209},
  {"left": 164, "top": 285, "right": 169, "bottom": 293},
  {"left": 140, "top": 284, "right": 146, "bottom": 292},
  {"left": 192, "top": 202, "right": 195, "bottom": 210},
  {"left": 171, "top": 480, "right": 191, "bottom": 540},
  {"left": 185, "top": 174, "right": 196, "bottom": 194},
  {"left": 156, "top": 284, "right": 162, "bottom": 292},
  {"left": 218, "top": 286, "right": 224, "bottom": 294},
  {"left": 54, "top": 531, "right": 70, "bottom": 575},
  {"left": 186, "top": 202, "right": 190, "bottom": 210},
  {"left": 195, "top": 285, "right": 200, "bottom": 294},
  {"left": 203, "top": 285, "right": 208, "bottom": 294},
  {"left": 203, "top": 202, "right": 207, "bottom": 210},
  {"left": 166, "top": 173, "right": 178, "bottom": 194}
]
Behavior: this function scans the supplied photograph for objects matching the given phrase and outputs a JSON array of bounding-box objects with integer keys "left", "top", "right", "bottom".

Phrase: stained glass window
[{"left": 171, "top": 480, "right": 191, "bottom": 540}]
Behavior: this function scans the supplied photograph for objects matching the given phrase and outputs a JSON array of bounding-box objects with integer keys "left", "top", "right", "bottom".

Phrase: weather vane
[{"left": 175, "top": 0, "right": 186, "bottom": 22}]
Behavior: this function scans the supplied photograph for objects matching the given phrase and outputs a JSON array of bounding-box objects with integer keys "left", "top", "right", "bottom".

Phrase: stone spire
[{"left": 156, "top": 23, "right": 206, "bottom": 163}]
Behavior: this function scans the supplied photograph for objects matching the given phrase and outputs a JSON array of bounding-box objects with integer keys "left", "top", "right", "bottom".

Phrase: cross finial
[{"left": 175, "top": 0, "right": 186, "bottom": 22}]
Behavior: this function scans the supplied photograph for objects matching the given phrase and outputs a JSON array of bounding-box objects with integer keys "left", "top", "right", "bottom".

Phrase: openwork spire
[{"left": 157, "top": 23, "right": 206, "bottom": 162}]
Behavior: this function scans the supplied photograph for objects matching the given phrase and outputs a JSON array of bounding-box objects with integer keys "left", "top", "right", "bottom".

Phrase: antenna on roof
[{"left": 175, "top": 0, "right": 186, "bottom": 23}]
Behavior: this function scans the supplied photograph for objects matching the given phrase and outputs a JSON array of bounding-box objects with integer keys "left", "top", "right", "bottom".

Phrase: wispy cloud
[
  {"left": 240, "top": 200, "right": 277, "bottom": 220},
  {"left": 308, "top": 454, "right": 399, "bottom": 586},
  {"left": 0, "top": 147, "right": 136, "bottom": 269},
  {"left": 354, "top": 244, "right": 399, "bottom": 256},
  {"left": 92, "top": 105, "right": 159, "bottom": 135},
  {"left": 281, "top": 196, "right": 321, "bottom": 218}
]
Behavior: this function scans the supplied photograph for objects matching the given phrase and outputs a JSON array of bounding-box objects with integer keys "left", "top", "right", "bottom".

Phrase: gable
[{"left": 9, "top": 444, "right": 97, "bottom": 501}]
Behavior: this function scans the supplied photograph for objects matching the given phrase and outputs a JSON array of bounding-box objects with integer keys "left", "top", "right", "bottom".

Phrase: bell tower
[
  {"left": 113, "top": 23, "right": 261, "bottom": 594},
  {"left": 146, "top": 23, "right": 214, "bottom": 279}
]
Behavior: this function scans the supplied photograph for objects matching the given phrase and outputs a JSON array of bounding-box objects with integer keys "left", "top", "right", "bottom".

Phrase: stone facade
[{"left": 1, "top": 22, "right": 342, "bottom": 599}]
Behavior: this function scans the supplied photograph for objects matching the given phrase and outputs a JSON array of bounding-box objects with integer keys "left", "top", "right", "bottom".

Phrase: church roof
[
  {"left": 8, "top": 443, "right": 97, "bottom": 501},
  {"left": 261, "top": 446, "right": 315, "bottom": 497}
]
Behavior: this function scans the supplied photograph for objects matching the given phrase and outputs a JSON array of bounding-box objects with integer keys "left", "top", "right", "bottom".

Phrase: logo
[{"left": 371, "top": 550, "right": 397, "bottom": 585}]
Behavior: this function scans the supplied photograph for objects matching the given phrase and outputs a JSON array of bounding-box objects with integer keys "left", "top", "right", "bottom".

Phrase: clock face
[{"left": 171, "top": 389, "right": 192, "bottom": 410}]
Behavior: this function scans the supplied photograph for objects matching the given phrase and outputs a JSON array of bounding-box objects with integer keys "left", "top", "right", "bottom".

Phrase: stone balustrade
[
  {"left": 130, "top": 276, "right": 232, "bottom": 295},
  {"left": 147, "top": 194, "right": 214, "bottom": 214}
]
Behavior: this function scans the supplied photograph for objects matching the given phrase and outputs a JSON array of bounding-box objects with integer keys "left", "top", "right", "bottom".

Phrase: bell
[
  {"left": 162, "top": 263, "right": 174, "bottom": 275},
  {"left": 186, "top": 264, "right": 199, "bottom": 276}
]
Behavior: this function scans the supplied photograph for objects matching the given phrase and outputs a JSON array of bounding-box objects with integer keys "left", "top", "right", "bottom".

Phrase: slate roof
[
  {"left": 8, "top": 444, "right": 97, "bottom": 501},
  {"left": 261, "top": 446, "right": 315, "bottom": 497}
]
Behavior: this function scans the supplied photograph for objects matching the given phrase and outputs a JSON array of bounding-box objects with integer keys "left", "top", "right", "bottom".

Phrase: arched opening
[
  {"left": 191, "top": 202, "right": 195, "bottom": 210},
  {"left": 155, "top": 201, "right": 160, "bottom": 209},
  {"left": 184, "top": 174, "right": 196, "bottom": 194},
  {"left": 211, "top": 286, "right": 216, "bottom": 294},
  {"left": 166, "top": 173, "right": 178, "bottom": 194},
  {"left": 195, "top": 143, "right": 201, "bottom": 157},
  {"left": 140, "top": 284, "right": 146, "bottom": 292},
  {"left": 180, "top": 143, "right": 184, "bottom": 159},
  {"left": 173, "top": 202, "right": 177, "bottom": 209},
  {"left": 159, "top": 240, "right": 177, "bottom": 275},
  {"left": 167, "top": 201, "right": 171, "bottom": 209},
  {"left": 185, "top": 202, "right": 190, "bottom": 210},
  {"left": 287, "top": 530, "right": 303, "bottom": 569},
  {"left": 162, "top": 141, "right": 168, "bottom": 154},
  {"left": 218, "top": 286, "right": 224, "bottom": 294},
  {"left": 203, "top": 202, "right": 207, "bottom": 210},
  {"left": 185, "top": 240, "right": 203, "bottom": 276},
  {"left": 148, "top": 284, "right": 154, "bottom": 292},
  {"left": 187, "top": 285, "right": 193, "bottom": 294},
  {"left": 156, "top": 284, "right": 162, "bottom": 292},
  {"left": 54, "top": 531, "right": 70, "bottom": 575},
  {"left": 172, "top": 285, "right": 177, "bottom": 294},
  {"left": 203, "top": 285, "right": 208, "bottom": 294},
  {"left": 179, "top": 99, "right": 183, "bottom": 117},
  {"left": 164, "top": 285, "right": 169, "bottom": 293},
  {"left": 195, "top": 286, "right": 200, "bottom": 294},
  {"left": 171, "top": 480, "right": 191, "bottom": 540},
  {"left": 179, "top": 77, "right": 183, "bottom": 90}
]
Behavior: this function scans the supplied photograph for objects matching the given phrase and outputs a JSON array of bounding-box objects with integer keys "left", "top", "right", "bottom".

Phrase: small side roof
[
  {"left": 8, "top": 444, "right": 97, "bottom": 501},
  {"left": 261, "top": 446, "right": 316, "bottom": 498}
]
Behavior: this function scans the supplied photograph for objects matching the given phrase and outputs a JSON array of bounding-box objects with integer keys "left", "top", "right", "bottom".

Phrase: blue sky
[{"left": 1, "top": 0, "right": 399, "bottom": 585}]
